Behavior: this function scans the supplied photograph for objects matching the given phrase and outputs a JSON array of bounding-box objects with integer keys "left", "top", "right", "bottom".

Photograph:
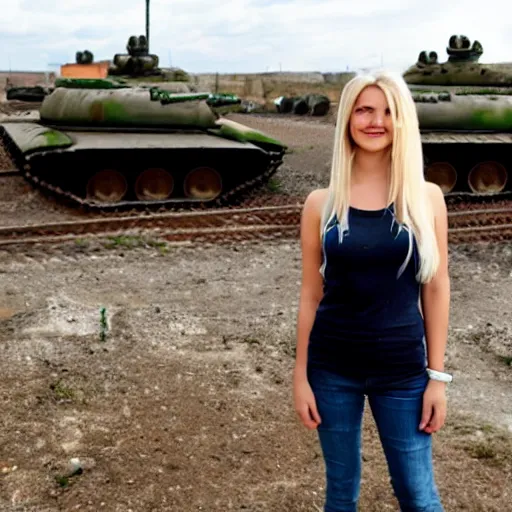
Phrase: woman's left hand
[{"left": 419, "top": 380, "right": 447, "bottom": 434}]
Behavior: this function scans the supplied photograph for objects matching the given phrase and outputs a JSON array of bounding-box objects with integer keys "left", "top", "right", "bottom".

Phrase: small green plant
[
  {"left": 100, "top": 307, "right": 108, "bottom": 342},
  {"left": 104, "top": 235, "right": 142, "bottom": 249},
  {"left": 55, "top": 475, "right": 70, "bottom": 487},
  {"left": 266, "top": 177, "right": 282, "bottom": 194},
  {"left": 104, "top": 235, "right": 168, "bottom": 252},
  {"left": 50, "top": 380, "right": 75, "bottom": 401},
  {"left": 146, "top": 239, "right": 168, "bottom": 251},
  {"left": 74, "top": 238, "right": 89, "bottom": 248},
  {"left": 498, "top": 355, "right": 512, "bottom": 366},
  {"left": 468, "top": 441, "right": 497, "bottom": 460}
]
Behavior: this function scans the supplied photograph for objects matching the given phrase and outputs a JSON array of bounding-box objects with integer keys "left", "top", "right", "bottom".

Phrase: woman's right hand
[{"left": 293, "top": 372, "right": 322, "bottom": 430}]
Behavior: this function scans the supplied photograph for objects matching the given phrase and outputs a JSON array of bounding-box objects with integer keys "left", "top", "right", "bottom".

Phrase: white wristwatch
[{"left": 427, "top": 368, "right": 453, "bottom": 383}]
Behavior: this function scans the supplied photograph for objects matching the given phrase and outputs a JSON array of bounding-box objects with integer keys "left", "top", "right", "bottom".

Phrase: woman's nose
[{"left": 372, "top": 113, "right": 384, "bottom": 126}]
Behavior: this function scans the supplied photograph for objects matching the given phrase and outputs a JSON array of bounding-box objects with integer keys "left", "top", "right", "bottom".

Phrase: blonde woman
[{"left": 293, "top": 72, "right": 450, "bottom": 512}]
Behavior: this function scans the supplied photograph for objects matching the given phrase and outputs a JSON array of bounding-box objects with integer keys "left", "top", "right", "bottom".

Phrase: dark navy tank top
[{"left": 308, "top": 204, "right": 426, "bottom": 378}]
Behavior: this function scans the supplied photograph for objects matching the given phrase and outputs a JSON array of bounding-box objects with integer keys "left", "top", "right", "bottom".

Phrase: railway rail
[{"left": 0, "top": 203, "right": 511, "bottom": 247}]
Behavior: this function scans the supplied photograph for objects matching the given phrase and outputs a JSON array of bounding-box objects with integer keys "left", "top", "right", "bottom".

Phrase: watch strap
[{"left": 427, "top": 368, "right": 453, "bottom": 383}]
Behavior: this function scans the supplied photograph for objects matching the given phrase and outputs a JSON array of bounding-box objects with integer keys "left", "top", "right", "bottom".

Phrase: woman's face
[{"left": 349, "top": 85, "right": 393, "bottom": 153}]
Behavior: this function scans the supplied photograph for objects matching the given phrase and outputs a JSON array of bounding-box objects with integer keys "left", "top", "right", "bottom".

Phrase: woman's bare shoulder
[
  {"left": 303, "top": 188, "right": 329, "bottom": 217},
  {"left": 301, "top": 189, "right": 328, "bottom": 247},
  {"left": 425, "top": 182, "right": 447, "bottom": 218}
]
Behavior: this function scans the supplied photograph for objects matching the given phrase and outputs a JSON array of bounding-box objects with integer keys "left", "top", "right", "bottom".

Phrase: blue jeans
[{"left": 307, "top": 367, "right": 444, "bottom": 512}]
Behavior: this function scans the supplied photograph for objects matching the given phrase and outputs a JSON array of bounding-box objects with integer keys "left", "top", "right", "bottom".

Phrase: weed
[
  {"left": 100, "top": 307, "right": 108, "bottom": 342},
  {"left": 266, "top": 177, "right": 282, "bottom": 194},
  {"left": 467, "top": 441, "right": 497, "bottom": 460},
  {"left": 50, "top": 380, "right": 74, "bottom": 401},
  {"left": 103, "top": 235, "right": 168, "bottom": 253},
  {"left": 55, "top": 475, "right": 69, "bottom": 487},
  {"left": 463, "top": 435, "right": 512, "bottom": 468},
  {"left": 146, "top": 239, "right": 168, "bottom": 249},
  {"left": 74, "top": 238, "right": 89, "bottom": 248},
  {"left": 104, "top": 235, "right": 142, "bottom": 249},
  {"left": 498, "top": 355, "right": 512, "bottom": 366}
]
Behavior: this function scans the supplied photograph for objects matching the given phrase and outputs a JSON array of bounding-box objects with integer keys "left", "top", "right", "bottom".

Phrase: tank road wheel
[
  {"left": 134, "top": 168, "right": 174, "bottom": 201},
  {"left": 425, "top": 162, "right": 457, "bottom": 194},
  {"left": 86, "top": 169, "right": 128, "bottom": 203},
  {"left": 468, "top": 161, "right": 508, "bottom": 194},
  {"left": 183, "top": 167, "right": 222, "bottom": 200}
]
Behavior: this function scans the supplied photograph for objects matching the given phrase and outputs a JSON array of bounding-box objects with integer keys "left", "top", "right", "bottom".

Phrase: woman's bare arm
[
  {"left": 294, "top": 189, "right": 326, "bottom": 378},
  {"left": 421, "top": 183, "right": 450, "bottom": 372},
  {"left": 419, "top": 182, "right": 450, "bottom": 434}
]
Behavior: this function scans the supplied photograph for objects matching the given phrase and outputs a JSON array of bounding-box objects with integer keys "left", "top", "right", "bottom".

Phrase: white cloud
[{"left": 0, "top": 0, "right": 510, "bottom": 73}]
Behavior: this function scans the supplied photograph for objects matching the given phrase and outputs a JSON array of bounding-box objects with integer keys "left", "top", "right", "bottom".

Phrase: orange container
[{"left": 60, "top": 61, "right": 110, "bottom": 79}]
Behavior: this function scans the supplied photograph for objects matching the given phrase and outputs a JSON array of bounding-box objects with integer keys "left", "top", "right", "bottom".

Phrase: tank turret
[
  {"left": 403, "top": 34, "right": 512, "bottom": 86},
  {"left": 110, "top": 35, "right": 161, "bottom": 77},
  {"left": 403, "top": 36, "right": 512, "bottom": 198}
]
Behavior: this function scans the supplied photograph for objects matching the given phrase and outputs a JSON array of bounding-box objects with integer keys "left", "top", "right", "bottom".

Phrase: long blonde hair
[{"left": 321, "top": 71, "right": 439, "bottom": 283}]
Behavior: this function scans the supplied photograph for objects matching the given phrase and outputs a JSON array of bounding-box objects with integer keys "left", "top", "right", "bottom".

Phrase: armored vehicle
[
  {"left": 0, "top": 80, "right": 286, "bottom": 209},
  {"left": 404, "top": 35, "right": 512, "bottom": 197}
]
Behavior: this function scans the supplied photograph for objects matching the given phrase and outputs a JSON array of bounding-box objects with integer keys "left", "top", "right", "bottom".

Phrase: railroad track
[
  {"left": 0, "top": 204, "right": 512, "bottom": 247},
  {"left": 0, "top": 204, "right": 302, "bottom": 247},
  {"left": 448, "top": 207, "right": 512, "bottom": 228}
]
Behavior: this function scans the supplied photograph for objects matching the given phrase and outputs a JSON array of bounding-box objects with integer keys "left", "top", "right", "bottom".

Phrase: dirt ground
[{"left": 0, "top": 113, "right": 511, "bottom": 512}]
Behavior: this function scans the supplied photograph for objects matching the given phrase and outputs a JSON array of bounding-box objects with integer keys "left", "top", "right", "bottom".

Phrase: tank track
[
  {"left": 23, "top": 158, "right": 283, "bottom": 212},
  {"left": 0, "top": 130, "right": 284, "bottom": 212}
]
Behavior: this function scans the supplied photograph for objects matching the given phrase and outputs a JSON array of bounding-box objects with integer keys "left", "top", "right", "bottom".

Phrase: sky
[{"left": 0, "top": 0, "right": 510, "bottom": 75}]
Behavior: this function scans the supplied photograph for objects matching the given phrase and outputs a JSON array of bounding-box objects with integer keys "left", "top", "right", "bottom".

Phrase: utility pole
[{"left": 146, "top": 0, "right": 150, "bottom": 52}]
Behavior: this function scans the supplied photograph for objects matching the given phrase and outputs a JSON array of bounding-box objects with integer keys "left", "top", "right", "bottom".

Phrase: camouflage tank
[
  {"left": 0, "top": 79, "right": 286, "bottom": 209},
  {"left": 403, "top": 35, "right": 512, "bottom": 197}
]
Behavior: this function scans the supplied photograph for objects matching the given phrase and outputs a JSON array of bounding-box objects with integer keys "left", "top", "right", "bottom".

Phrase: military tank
[
  {"left": 404, "top": 35, "right": 512, "bottom": 198},
  {"left": 0, "top": 79, "right": 286, "bottom": 209}
]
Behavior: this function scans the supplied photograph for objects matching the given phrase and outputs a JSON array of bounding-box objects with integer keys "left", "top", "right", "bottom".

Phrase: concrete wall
[
  {"left": 189, "top": 71, "right": 355, "bottom": 103},
  {"left": 0, "top": 71, "right": 55, "bottom": 90}
]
